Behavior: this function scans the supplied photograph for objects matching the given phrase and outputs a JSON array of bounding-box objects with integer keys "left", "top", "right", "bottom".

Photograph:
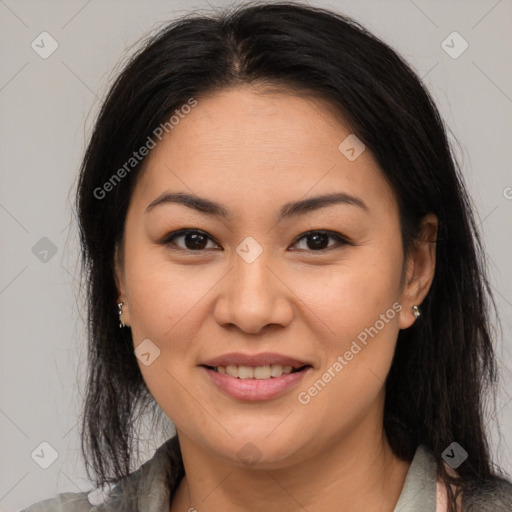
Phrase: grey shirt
[{"left": 21, "top": 439, "right": 512, "bottom": 511}]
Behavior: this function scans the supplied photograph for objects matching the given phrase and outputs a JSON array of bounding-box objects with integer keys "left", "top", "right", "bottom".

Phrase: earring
[
  {"left": 118, "top": 302, "right": 126, "bottom": 328},
  {"left": 412, "top": 305, "right": 421, "bottom": 319}
]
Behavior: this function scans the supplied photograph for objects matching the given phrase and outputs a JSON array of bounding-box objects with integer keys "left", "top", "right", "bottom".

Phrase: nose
[{"left": 213, "top": 249, "right": 294, "bottom": 335}]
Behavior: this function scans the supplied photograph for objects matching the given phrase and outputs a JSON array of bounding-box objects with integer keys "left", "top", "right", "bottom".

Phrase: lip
[
  {"left": 202, "top": 365, "right": 312, "bottom": 401},
  {"left": 200, "top": 352, "right": 311, "bottom": 368}
]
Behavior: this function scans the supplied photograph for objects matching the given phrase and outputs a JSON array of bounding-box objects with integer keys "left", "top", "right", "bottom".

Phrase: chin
[{"left": 201, "top": 428, "right": 312, "bottom": 470}]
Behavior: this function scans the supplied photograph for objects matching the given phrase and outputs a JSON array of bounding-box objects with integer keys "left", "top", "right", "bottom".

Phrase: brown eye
[
  {"left": 163, "top": 229, "right": 220, "bottom": 251},
  {"left": 291, "top": 230, "right": 349, "bottom": 252},
  {"left": 162, "top": 229, "right": 349, "bottom": 253}
]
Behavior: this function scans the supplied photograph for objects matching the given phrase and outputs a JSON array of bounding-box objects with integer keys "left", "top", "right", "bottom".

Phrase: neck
[{"left": 170, "top": 403, "right": 410, "bottom": 512}]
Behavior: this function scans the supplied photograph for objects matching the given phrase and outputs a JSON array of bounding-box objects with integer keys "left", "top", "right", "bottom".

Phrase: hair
[{"left": 76, "top": 2, "right": 509, "bottom": 510}]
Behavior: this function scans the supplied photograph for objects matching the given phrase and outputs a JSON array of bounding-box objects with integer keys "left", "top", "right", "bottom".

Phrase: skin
[{"left": 115, "top": 85, "right": 438, "bottom": 512}]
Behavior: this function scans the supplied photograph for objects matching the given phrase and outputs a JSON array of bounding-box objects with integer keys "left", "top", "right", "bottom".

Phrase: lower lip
[{"left": 202, "top": 366, "right": 311, "bottom": 401}]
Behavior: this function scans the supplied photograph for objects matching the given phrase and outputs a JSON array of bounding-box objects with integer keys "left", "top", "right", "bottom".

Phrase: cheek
[
  {"left": 124, "top": 252, "right": 214, "bottom": 428},
  {"left": 290, "top": 245, "right": 403, "bottom": 404},
  {"left": 292, "top": 248, "right": 402, "bottom": 346},
  {"left": 292, "top": 265, "right": 401, "bottom": 432},
  {"left": 125, "top": 247, "right": 218, "bottom": 341}
]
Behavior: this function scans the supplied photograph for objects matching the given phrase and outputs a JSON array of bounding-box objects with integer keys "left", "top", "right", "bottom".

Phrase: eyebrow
[{"left": 145, "top": 191, "right": 368, "bottom": 220}]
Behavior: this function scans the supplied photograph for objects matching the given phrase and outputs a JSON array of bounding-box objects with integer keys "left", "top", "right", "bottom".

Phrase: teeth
[
  {"left": 214, "top": 364, "right": 299, "bottom": 379},
  {"left": 254, "top": 365, "right": 271, "bottom": 379},
  {"left": 226, "top": 365, "right": 238, "bottom": 378},
  {"left": 238, "top": 365, "right": 254, "bottom": 379}
]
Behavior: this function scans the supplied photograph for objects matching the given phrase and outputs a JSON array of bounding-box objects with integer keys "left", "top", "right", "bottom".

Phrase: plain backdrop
[{"left": 1, "top": 0, "right": 511, "bottom": 510}]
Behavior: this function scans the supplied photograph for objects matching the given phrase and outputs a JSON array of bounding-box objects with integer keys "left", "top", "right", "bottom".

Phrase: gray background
[{"left": 1, "top": 0, "right": 511, "bottom": 510}]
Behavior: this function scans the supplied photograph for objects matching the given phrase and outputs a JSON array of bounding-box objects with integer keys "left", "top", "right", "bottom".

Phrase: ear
[
  {"left": 114, "top": 242, "right": 131, "bottom": 327},
  {"left": 399, "top": 213, "right": 438, "bottom": 330}
]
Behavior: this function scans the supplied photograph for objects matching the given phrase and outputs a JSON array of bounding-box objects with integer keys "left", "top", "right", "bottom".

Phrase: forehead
[
  {"left": 152, "top": 86, "right": 353, "bottom": 163},
  {"left": 133, "top": 86, "right": 396, "bottom": 218}
]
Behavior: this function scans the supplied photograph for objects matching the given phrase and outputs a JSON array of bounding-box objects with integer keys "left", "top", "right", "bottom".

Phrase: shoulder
[
  {"left": 20, "top": 467, "right": 150, "bottom": 512},
  {"left": 403, "top": 444, "right": 512, "bottom": 512},
  {"left": 417, "top": 443, "right": 512, "bottom": 512},
  {"left": 20, "top": 492, "right": 92, "bottom": 512},
  {"left": 462, "top": 476, "right": 512, "bottom": 511},
  {"left": 21, "top": 436, "right": 182, "bottom": 512}
]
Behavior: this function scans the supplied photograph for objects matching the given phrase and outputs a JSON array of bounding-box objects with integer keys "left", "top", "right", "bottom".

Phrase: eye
[
  {"left": 162, "top": 229, "right": 221, "bottom": 251},
  {"left": 161, "top": 228, "right": 350, "bottom": 253},
  {"left": 290, "top": 230, "right": 350, "bottom": 252}
]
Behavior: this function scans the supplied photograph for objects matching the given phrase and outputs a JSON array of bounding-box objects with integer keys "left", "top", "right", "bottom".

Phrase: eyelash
[{"left": 161, "top": 228, "right": 351, "bottom": 253}]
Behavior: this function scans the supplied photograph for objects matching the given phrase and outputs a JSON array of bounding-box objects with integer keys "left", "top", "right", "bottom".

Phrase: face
[{"left": 115, "top": 85, "right": 435, "bottom": 469}]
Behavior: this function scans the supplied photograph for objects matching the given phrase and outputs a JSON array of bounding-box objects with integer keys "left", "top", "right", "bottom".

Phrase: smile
[
  {"left": 207, "top": 363, "right": 307, "bottom": 379},
  {"left": 201, "top": 363, "right": 312, "bottom": 401}
]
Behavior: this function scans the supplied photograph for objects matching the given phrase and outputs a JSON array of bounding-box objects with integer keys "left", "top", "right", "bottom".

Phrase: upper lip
[{"left": 201, "top": 352, "right": 311, "bottom": 369}]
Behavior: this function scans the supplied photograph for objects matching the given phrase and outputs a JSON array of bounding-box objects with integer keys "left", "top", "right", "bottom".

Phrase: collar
[{"left": 392, "top": 444, "right": 437, "bottom": 511}]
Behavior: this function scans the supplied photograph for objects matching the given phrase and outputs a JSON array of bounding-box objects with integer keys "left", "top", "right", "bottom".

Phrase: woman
[{"left": 23, "top": 2, "right": 512, "bottom": 511}]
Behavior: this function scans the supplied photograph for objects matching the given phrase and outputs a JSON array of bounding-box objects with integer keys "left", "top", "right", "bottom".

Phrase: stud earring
[
  {"left": 412, "top": 305, "right": 421, "bottom": 319},
  {"left": 118, "top": 302, "right": 126, "bottom": 328}
]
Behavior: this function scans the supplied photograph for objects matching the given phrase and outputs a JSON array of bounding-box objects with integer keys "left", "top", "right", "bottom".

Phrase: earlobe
[
  {"left": 114, "top": 243, "right": 131, "bottom": 327},
  {"left": 118, "top": 302, "right": 127, "bottom": 328},
  {"left": 398, "top": 213, "right": 438, "bottom": 329},
  {"left": 398, "top": 303, "right": 422, "bottom": 330}
]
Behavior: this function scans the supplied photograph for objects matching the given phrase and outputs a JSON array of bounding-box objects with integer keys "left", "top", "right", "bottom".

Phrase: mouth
[
  {"left": 199, "top": 353, "right": 313, "bottom": 401},
  {"left": 202, "top": 363, "right": 310, "bottom": 379}
]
